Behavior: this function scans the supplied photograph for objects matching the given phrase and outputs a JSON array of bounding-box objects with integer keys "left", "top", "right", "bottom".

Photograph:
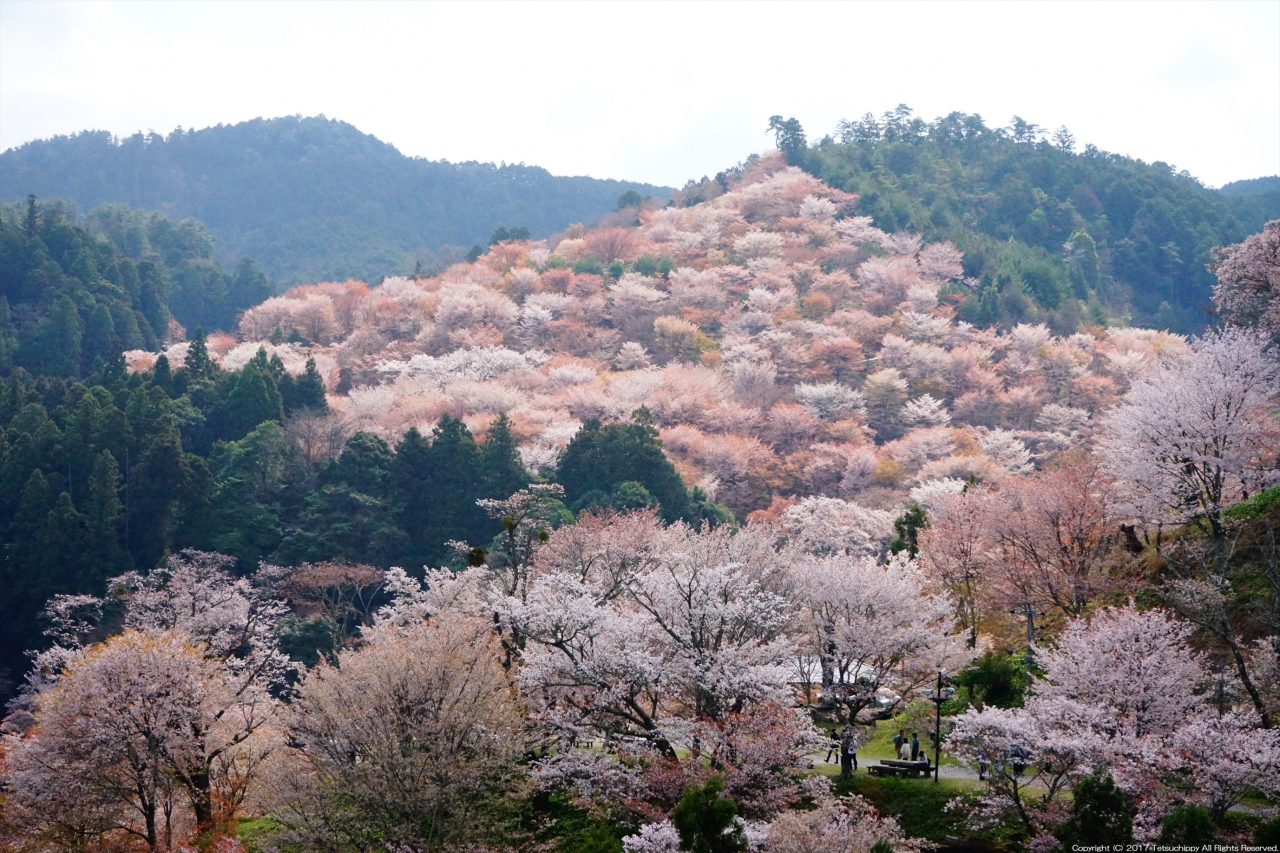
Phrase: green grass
[
  {"left": 836, "top": 718, "right": 963, "bottom": 766},
  {"left": 830, "top": 775, "right": 984, "bottom": 843},
  {"left": 1226, "top": 484, "right": 1280, "bottom": 521},
  {"left": 236, "top": 816, "right": 283, "bottom": 853}
]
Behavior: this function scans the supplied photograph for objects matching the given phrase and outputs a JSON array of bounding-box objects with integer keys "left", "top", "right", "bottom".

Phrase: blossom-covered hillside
[{"left": 132, "top": 153, "right": 1186, "bottom": 522}]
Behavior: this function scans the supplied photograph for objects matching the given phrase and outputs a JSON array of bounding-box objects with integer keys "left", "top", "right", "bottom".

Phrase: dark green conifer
[{"left": 479, "top": 414, "right": 528, "bottom": 499}]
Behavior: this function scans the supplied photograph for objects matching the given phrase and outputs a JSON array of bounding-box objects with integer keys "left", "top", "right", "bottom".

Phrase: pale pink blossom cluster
[
  {"left": 121, "top": 155, "right": 1260, "bottom": 532},
  {"left": 949, "top": 605, "right": 1280, "bottom": 838}
]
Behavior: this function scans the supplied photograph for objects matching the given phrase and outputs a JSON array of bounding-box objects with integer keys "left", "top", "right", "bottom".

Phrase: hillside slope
[
  {"left": 761, "top": 108, "right": 1278, "bottom": 333},
  {"left": 3, "top": 152, "right": 1266, "bottom": 698},
  {"left": 1220, "top": 175, "right": 1280, "bottom": 236},
  {"left": 0, "top": 116, "right": 670, "bottom": 285},
  {"left": 134, "top": 153, "right": 1195, "bottom": 524}
]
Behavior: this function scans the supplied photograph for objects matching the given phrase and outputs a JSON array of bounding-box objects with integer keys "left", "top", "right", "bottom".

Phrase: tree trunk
[{"left": 1225, "top": 628, "right": 1273, "bottom": 728}]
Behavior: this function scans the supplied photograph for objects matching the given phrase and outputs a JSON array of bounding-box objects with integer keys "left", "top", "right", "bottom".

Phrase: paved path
[{"left": 807, "top": 749, "right": 983, "bottom": 783}]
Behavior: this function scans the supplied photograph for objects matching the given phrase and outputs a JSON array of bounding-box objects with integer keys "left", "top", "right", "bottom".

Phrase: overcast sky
[{"left": 1, "top": 0, "right": 1277, "bottom": 189}]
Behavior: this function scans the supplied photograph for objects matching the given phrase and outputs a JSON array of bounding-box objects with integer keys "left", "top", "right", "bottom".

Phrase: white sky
[{"left": 1, "top": 0, "right": 1277, "bottom": 189}]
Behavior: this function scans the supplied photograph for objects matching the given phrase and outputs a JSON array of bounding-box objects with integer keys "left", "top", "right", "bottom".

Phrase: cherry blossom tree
[
  {"left": 779, "top": 497, "right": 895, "bottom": 559},
  {"left": 793, "top": 382, "right": 865, "bottom": 421},
  {"left": 276, "top": 560, "right": 386, "bottom": 643},
  {"left": 1158, "top": 521, "right": 1280, "bottom": 727},
  {"left": 626, "top": 553, "right": 794, "bottom": 720},
  {"left": 980, "top": 460, "right": 1125, "bottom": 618},
  {"left": 1034, "top": 606, "right": 1208, "bottom": 739},
  {"left": 947, "top": 704, "right": 1092, "bottom": 840},
  {"left": 475, "top": 516, "right": 798, "bottom": 755},
  {"left": 268, "top": 616, "right": 524, "bottom": 852},
  {"left": 1213, "top": 219, "right": 1280, "bottom": 345},
  {"left": 917, "top": 489, "right": 990, "bottom": 648},
  {"left": 5, "top": 628, "right": 278, "bottom": 849},
  {"left": 531, "top": 508, "right": 674, "bottom": 601},
  {"left": 16, "top": 551, "right": 292, "bottom": 841},
  {"left": 1164, "top": 710, "right": 1280, "bottom": 819},
  {"left": 1098, "top": 326, "right": 1280, "bottom": 539},
  {"left": 761, "top": 794, "right": 928, "bottom": 853},
  {"left": 792, "top": 553, "right": 967, "bottom": 722},
  {"left": 952, "top": 605, "right": 1272, "bottom": 839},
  {"left": 110, "top": 550, "right": 293, "bottom": 691}
]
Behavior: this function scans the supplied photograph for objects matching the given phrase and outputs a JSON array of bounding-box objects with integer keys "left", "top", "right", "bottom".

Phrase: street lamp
[
  {"left": 1009, "top": 603, "right": 1046, "bottom": 702},
  {"left": 925, "top": 670, "right": 955, "bottom": 783}
]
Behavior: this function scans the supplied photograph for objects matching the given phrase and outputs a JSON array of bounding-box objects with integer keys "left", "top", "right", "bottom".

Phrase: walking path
[{"left": 808, "top": 749, "right": 983, "bottom": 783}]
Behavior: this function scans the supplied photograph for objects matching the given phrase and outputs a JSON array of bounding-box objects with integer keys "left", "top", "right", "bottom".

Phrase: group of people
[
  {"left": 892, "top": 729, "right": 923, "bottom": 762},
  {"left": 824, "top": 726, "right": 860, "bottom": 776},
  {"left": 824, "top": 727, "right": 930, "bottom": 775}
]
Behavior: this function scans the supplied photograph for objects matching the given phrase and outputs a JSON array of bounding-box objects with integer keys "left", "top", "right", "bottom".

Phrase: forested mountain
[
  {"left": 747, "top": 107, "right": 1279, "bottom": 333},
  {"left": 1220, "top": 175, "right": 1280, "bottom": 237},
  {"left": 0, "top": 198, "right": 273, "bottom": 373},
  {"left": 0, "top": 116, "right": 670, "bottom": 285}
]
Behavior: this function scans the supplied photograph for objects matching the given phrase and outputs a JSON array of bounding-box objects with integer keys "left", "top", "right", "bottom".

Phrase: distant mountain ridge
[
  {"left": 780, "top": 107, "right": 1280, "bottom": 332},
  {"left": 1220, "top": 176, "right": 1280, "bottom": 196},
  {"left": 0, "top": 116, "right": 671, "bottom": 285}
]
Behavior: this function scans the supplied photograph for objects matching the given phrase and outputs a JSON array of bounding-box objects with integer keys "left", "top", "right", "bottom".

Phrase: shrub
[
  {"left": 671, "top": 777, "right": 746, "bottom": 853},
  {"left": 1159, "top": 804, "right": 1216, "bottom": 845}
]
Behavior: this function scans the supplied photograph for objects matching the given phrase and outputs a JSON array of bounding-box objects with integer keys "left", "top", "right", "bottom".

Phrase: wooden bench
[{"left": 869, "top": 759, "right": 931, "bottom": 778}]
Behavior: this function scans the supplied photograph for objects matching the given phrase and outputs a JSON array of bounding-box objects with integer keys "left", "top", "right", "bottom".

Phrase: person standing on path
[
  {"left": 839, "top": 726, "right": 857, "bottom": 776},
  {"left": 825, "top": 728, "right": 840, "bottom": 764},
  {"left": 893, "top": 729, "right": 905, "bottom": 754},
  {"left": 910, "top": 732, "right": 920, "bottom": 761}
]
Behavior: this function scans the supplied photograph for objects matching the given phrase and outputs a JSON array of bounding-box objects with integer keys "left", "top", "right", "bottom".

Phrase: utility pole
[
  {"left": 1009, "top": 603, "right": 1042, "bottom": 701},
  {"left": 927, "top": 670, "right": 953, "bottom": 783},
  {"left": 934, "top": 671, "right": 943, "bottom": 783}
]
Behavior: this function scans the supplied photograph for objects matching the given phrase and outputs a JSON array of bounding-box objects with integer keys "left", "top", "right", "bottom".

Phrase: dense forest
[
  {"left": 703, "top": 107, "right": 1279, "bottom": 332},
  {"left": 0, "top": 116, "right": 670, "bottom": 285},
  {"left": 0, "top": 198, "right": 273, "bottom": 367}
]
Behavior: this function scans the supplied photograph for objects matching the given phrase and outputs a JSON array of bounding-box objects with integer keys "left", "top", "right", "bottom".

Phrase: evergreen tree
[
  {"left": 273, "top": 485, "right": 406, "bottom": 568},
  {"left": 393, "top": 426, "right": 434, "bottom": 569},
  {"left": 281, "top": 357, "right": 328, "bottom": 414},
  {"left": 1158, "top": 804, "right": 1215, "bottom": 845},
  {"left": 40, "top": 296, "right": 83, "bottom": 377},
  {"left": 889, "top": 502, "right": 928, "bottom": 556},
  {"left": 129, "top": 427, "right": 209, "bottom": 569},
  {"left": 671, "top": 777, "right": 746, "bottom": 853},
  {"left": 23, "top": 194, "right": 38, "bottom": 236},
  {"left": 85, "top": 449, "right": 130, "bottom": 577},
  {"left": 151, "top": 354, "right": 173, "bottom": 396},
  {"left": 327, "top": 432, "right": 394, "bottom": 499},
  {"left": 82, "top": 302, "right": 117, "bottom": 367},
  {"left": 556, "top": 410, "right": 692, "bottom": 523},
  {"left": 224, "top": 256, "right": 273, "bottom": 325},
  {"left": 9, "top": 470, "right": 54, "bottom": 568},
  {"left": 185, "top": 326, "right": 213, "bottom": 379},
  {"left": 191, "top": 421, "right": 291, "bottom": 566},
  {"left": 0, "top": 296, "right": 15, "bottom": 372},
  {"left": 479, "top": 414, "right": 528, "bottom": 499},
  {"left": 768, "top": 116, "right": 808, "bottom": 161},
  {"left": 136, "top": 259, "right": 169, "bottom": 339},
  {"left": 37, "top": 491, "right": 94, "bottom": 592},
  {"left": 223, "top": 348, "right": 283, "bottom": 439},
  {"left": 421, "top": 415, "right": 486, "bottom": 563},
  {"left": 1056, "top": 767, "right": 1134, "bottom": 847}
]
